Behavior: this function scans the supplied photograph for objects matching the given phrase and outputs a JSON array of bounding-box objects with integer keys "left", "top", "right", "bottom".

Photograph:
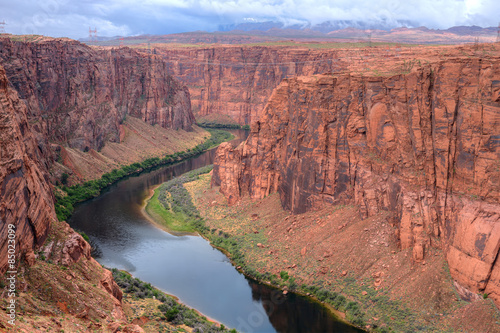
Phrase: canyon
[
  {"left": 0, "top": 32, "right": 499, "bottom": 332},
  {"left": 0, "top": 36, "right": 197, "bottom": 273},
  {"left": 212, "top": 47, "right": 500, "bottom": 314},
  {"left": 0, "top": 60, "right": 131, "bottom": 331}
]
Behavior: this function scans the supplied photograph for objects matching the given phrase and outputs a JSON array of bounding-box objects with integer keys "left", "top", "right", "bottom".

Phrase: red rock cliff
[
  {"left": 0, "top": 64, "right": 56, "bottom": 274},
  {"left": 0, "top": 37, "right": 194, "bottom": 152},
  {"left": 160, "top": 46, "right": 345, "bottom": 124},
  {"left": 213, "top": 59, "right": 500, "bottom": 306}
]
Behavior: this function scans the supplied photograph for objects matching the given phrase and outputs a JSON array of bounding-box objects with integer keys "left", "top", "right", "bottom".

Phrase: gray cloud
[{"left": 0, "top": 0, "right": 498, "bottom": 39}]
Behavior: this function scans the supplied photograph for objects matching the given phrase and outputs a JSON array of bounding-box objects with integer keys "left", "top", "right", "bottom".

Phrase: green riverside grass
[
  {"left": 145, "top": 165, "right": 215, "bottom": 234},
  {"left": 54, "top": 129, "right": 233, "bottom": 222}
]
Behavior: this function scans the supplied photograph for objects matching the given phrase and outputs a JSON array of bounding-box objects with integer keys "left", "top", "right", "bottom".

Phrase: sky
[{"left": 0, "top": 0, "right": 498, "bottom": 39}]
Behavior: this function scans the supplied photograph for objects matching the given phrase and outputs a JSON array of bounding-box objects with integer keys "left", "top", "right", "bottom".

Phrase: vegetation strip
[
  {"left": 54, "top": 129, "right": 233, "bottom": 222},
  {"left": 197, "top": 122, "right": 250, "bottom": 130},
  {"left": 112, "top": 269, "right": 236, "bottom": 332},
  {"left": 144, "top": 166, "right": 375, "bottom": 331}
]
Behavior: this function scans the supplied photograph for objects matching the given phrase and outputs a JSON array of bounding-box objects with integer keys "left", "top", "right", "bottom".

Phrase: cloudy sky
[{"left": 1, "top": 0, "right": 498, "bottom": 39}]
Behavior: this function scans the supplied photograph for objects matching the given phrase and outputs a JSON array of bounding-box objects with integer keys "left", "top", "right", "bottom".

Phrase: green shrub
[
  {"left": 61, "top": 173, "right": 69, "bottom": 185},
  {"left": 75, "top": 230, "right": 90, "bottom": 242}
]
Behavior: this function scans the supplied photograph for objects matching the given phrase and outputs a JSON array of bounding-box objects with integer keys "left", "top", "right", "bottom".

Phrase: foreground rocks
[{"left": 213, "top": 56, "right": 500, "bottom": 307}]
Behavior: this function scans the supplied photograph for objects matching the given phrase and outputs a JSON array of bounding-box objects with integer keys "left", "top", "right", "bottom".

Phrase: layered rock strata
[
  {"left": 0, "top": 37, "right": 194, "bottom": 152},
  {"left": 160, "top": 46, "right": 345, "bottom": 124},
  {"left": 212, "top": 59, "right": 500, "bottom": 306}
]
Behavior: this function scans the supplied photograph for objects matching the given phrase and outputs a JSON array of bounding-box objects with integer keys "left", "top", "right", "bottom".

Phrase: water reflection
[{"left": 247, "top": 281, "right": 363, "bottom": 333}]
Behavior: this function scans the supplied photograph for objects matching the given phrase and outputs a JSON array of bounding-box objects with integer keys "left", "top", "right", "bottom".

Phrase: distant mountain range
[
  {"left": 219, "top": 19, "right": 420, "bottom": 33},
  {"left": 85, "top": 21, "right": 498, "bottom": 46}
]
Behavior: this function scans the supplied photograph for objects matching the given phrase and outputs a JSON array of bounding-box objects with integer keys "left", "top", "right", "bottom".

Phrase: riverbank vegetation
[
  {"left": 197, "top": 121, "right": 250, "bottom": 130},
  {"left": 196, "top": 113, "right": 250, "bottom": 130},
  {"left": 112, "top": 269, "right": 236, "bottom": 332},
  {"left": 54, "top": 129, "right": 233, "bottom": 222}
]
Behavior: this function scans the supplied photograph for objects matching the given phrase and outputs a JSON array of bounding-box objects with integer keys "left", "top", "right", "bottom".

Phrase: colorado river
[{"left": 69, "top": 130, "right": 363, "bottom": 333}]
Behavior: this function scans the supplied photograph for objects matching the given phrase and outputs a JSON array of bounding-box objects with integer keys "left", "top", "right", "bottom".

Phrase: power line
[{"left": 0, "top": 20, "right": 6, "bottom": 34}]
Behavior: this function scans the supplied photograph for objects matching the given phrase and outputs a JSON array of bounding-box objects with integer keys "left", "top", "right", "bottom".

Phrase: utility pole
[
  {"left": 89, "top": 27, "right": 97, "bottom": 45},
  {"left": 0, "top": 20, "right": 6, "bottom": 34},
  {"left": 119, "top": 37, "right": 124, "bottom": 47},
  {"left": 496, "top": 22, "right": 500, "bottom": 43},
  {"left": 474, "top": 37, "right": 479, "bottom": 50}
]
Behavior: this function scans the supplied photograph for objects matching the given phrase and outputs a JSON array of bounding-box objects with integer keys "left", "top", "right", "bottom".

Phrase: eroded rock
[
  {"left": 0, "top": 64, "right": 56, "bottom": 274},
  {"left": 213, "top": 58, "right": 500, "bottom": 307}
]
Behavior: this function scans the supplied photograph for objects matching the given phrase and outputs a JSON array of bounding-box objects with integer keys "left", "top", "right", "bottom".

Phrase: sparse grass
[{"left": 147, "top": 169, "right": 368, "bottom": 330}]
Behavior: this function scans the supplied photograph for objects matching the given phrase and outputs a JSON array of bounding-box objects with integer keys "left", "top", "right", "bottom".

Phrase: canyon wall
[
  {"left": 0, "top": 64, "right": 56, "bottom": 274},
  {"left": 212, "top": 59, "right": 500, "bottom": 305},
  {"left": 0, "top": 37, "right": 194, "bottom": 152},
  {"left": 160, "top": 46, "right": 346, "bottom": 125},
  {"left": 0, "top": 37, "right": 196, "bottom": 274}
]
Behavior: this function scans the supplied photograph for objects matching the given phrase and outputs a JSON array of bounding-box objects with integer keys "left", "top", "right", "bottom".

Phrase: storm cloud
[{"left": 1, "top": 0, "right": 498, "bottom": 39}]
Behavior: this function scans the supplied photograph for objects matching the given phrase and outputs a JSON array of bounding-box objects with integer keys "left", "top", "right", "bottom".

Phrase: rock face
[
  {"left": 0, "top": 37, "right": 194, "bottom": 152},
  {"left": 212, "top": 59, "right": 500, "bottom": 306},
  {"left": 0, "top": 38, "right": 195, "bottom": 274},
  {"left": 160, "top": 46, "right": 344, "bottom": 125},
  {"left": 0, "top": 64, "right": 56, "bottom": 274}
]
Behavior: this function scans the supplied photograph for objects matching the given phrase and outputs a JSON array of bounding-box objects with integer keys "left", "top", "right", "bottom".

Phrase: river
[{"left": 69, "top": 129, "right": 363, "bottom": 333}]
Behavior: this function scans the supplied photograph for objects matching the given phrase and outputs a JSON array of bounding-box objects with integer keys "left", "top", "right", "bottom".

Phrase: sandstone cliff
[
  {"left": 159, "top": 46, "right": 345, "bottom": 125},
  {"left": 212, "top": 59, "right": 500, "bottom": 306},
  {"left": 158, "top": 44, "right": 481, "bottom": 126},
  {"left": 0, "top": 37, "right": 194, "bottom": 153},
  {"left": 0, "top": 64, "right": 56, "bottom": 275}
]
